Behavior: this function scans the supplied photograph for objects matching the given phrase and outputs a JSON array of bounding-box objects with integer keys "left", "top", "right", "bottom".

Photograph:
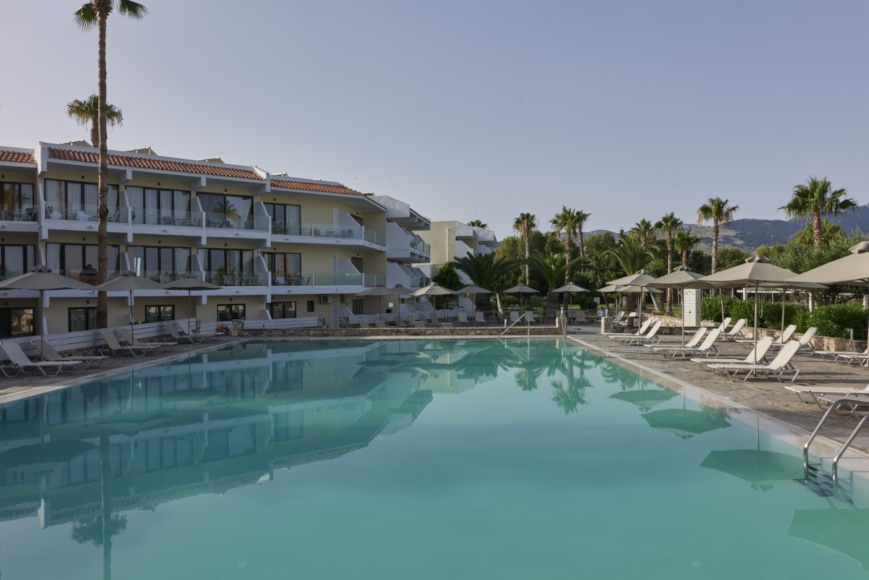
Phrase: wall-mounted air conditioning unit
[{"left": 318, "top": 295, "right": 330, "bottom": 304}]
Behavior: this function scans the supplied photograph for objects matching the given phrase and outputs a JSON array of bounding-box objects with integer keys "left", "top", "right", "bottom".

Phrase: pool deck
[{"left": 2, "top": 326, "right": 869, "bottom": 464}]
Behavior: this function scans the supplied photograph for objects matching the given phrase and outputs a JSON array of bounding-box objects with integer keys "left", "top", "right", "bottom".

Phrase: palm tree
[
  {"left": 574, "top": 209, "right": 591, "bottom": 258},
  {"left": 75, "top": 0, "right": 148, "bottom": 328},
  {"left": 605, "top": 236, "right": 653, "bottom": 278},
  {"left": 655, "top": 212, "right": 683, "bottom": 311},
  {"left": 550, "top": 206, "right": 581, "bottom": 287},
  {"left": 66, "top": 95, "right": 124, "bottom": 149},
  {"left": 453, "top": 252, "right": 515, "bottom": 311},
  {"left": 780, "top": 176, "right": 856, "bottom": 250},
  {"left": 697, "top": 197, "right": 738, "bottom": 273},
  {"left": 673, "top": 228, "right": 701, "bottom": 268},
  {"left": 526, "top": 251, "right": 582, "bottom": 317},
  {"left": 467, "top": 219, "right": 487, "bottom": 228},
  {"left": 629, "top": 218, "right": 656, "bottom": 250},
  {"left": 513, "top": 213, "right": 536, "bottom": 285}
]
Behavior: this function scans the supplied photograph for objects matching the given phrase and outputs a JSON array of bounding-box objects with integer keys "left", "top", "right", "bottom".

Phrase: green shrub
[{"left": 805, "top": 303, "right": 869, "bottom": 340}]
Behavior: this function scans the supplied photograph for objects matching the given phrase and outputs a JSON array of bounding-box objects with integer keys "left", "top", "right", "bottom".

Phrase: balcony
[
  {"left": 270, "top": 271, "right": 385, "bottom": 288},
  {"left": 270, "top": 222, "right": 385, "bottom": 248}
]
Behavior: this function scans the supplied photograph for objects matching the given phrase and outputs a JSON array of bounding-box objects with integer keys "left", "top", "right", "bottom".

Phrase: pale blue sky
[{"left": 3, "top": 1, "right": 868, "bottom": 239}]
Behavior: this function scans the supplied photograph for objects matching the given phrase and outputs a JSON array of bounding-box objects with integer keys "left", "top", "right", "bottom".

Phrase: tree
[
  {"left": 431, "top": 262, "right": 461, "bottom": 290},
  {"left": 780, "top": 176, "right": 856, "bottom": 250},
  {"left": 655, "top": 212, "right": 683, "bottom": 311},
  {"left": 75, "top": 0, "right": 148, "bottom": 329},
  {"left": 574, "top": 209, "right": 591, "bottom": 258},
  {"left": 673, "top": 228, "right": 702, "bottom": 268},
  {"left": 697, "top": 197, "right": 738, "bottom": 273},
  {"left": 513, "top": 213, "right": 536, "bottom": 286},
  {"left": 793, "top": 218, "right": 846, "bottom": 249},
  {"left": 606, "top": 236, "right": 653, "bottom": 278},
  {"left": 66, "top": 95, "right": 124, "bottom": 149},
  {"left": 550, "top": 206, "right": 581, "bottom": 292},
  {"left": 467, "top": 219, "right": 487, "bottom": 228},
  {"left": 526, "top": 251, "right": 582, "bottom": 317},
  {"left": 454, "top": 252, "right": 516, "bottom": 311},
  {"left": 629, "top": 218, "right": 656, "bottom": 250}
]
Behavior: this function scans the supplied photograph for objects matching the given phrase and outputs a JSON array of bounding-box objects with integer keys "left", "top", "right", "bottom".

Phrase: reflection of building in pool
[{"left": 0, "top": 341, "right": 432, "bottom": 528}]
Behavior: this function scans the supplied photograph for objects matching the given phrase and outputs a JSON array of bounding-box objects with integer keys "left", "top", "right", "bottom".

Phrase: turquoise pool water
[{"left": 0, "top": 338, "right": 868, "bottom": 579}]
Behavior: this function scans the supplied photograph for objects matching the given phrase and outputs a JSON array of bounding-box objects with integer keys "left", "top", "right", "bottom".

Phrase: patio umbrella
[
  {"left": 789, "top": 507, "right": 869, "bottom": 571},
  {"left": 97, "top": 271, "right": 166, "bottom": 342},
  {"left": 645, "top": 266, "right": 712, "bottom": 346},
  {"left": 552, "top": 282, "right": 589, "bottom": 308},
  {"left": 357, "top": 286, "right": 411, "bottom": 321},
  {"left": 641, "top": 408, "right": 731, "bottom": 439},
  {"left": 165, "top": 274, "right": 220, "bottom": 334},
  {"left": 698, "top": 255, "right": 797, "bottom": 363},
  {"left": 411, "top": 283, "right": 455, "bottom": 319},
  {"left": 504, "top": 283, "right": 538, "bottom": 307},
  {"left": 0, "top": 265, "right": 94, "bottom": 359},
  {"left": 701, "top": 449, "right": 805, "bottom": 491},
  {"left": 607, "top": 270, "right": 657, "bottom": 326},
  {"left": 788, "top": 241, "right": 869, "bottom": 343}
]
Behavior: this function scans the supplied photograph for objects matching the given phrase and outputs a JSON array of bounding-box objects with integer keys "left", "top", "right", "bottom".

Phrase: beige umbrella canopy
[
  {"left": 0, "top": 265, "right": 95, "bottom": 358},
  {"left": 698, "top": 255, "right": 798, "bottom": 362},
  {"left": 552, "top": 282, "right": 588, "bottom": 308},
  {"left": 98, "top": 271, "right": 166, "bottom": 341},
  {"left": 788, "top": 241, "right": 869, "bottom": 341},
  {"left": 606, "top": 270, "right": 658, "bottom": 326},
  {"left": 412, "top": 283, "right": 455, "bottom": 317},
  {"left": 645, "top": 266, "right": 711, "bottom": 345},
  {"left": 504, "top": 283, "right": 538, "bottom": 307},
  {"left": 357, "top": 286, "right": 411, "bottom": 320}
]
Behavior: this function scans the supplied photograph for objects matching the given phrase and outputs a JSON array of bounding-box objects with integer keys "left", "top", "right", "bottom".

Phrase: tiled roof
[
  {"left": 0, "top": 150, "right": 35, "bottom": 164},
  {"left": 49, "top": 148, "right": 263, "bottom": 180},
  {"left": 271, "top": 178, "right": 362, "bottom": 196}
]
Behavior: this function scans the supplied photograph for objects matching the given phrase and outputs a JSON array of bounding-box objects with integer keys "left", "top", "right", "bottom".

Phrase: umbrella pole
[
  {"left": 188, "top": 290, "right": 193, "bottom": 335},
  {"left": 129, "top": 290, "right": 135, "bottom": 343},
  {"left": 753, "top": 282, "right": 759, "bottom": 364},
  {"left": 39, "top": 289, "right": 45, "bottom": 360}
]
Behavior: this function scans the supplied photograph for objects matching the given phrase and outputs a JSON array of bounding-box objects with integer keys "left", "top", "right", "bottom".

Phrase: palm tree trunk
[
  {"left": 523, "top": 231, "right": 530, "bottom": 286},
  {"left": 813, "top": 211, "right": 822, "bottom": 250},
  {"left": 97, "top": 9, "right": 109, "bottom": 328},
  {"left": 666, "top": 236, "right": 673, "bottom": 311},
  {"left": 711, "top": 220, "right": 719, "bottom": 273}
]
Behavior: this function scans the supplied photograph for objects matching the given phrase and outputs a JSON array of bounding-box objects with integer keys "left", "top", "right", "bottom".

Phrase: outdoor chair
[
  {"left": 457, "top": 312, "right": 470, "bottom": 325},
  {"left": 99, "top": 328, "right": 152, "bottom": 357},
  {"left": 119, "top": 329, "right": 176, "bottom": 352},
  {"left": 649, "top": 327, "right": 708, "bottom": 353},
  {"left": 785, "top": 383, "right": 869, "bottom": 407},
  {"left": 719, "top": 318, "right": 747, "bottom": 341},
  {"left": 0, "top": 341, "right": 81, "bottom": 376},
  {"left": 624, "top": 320, "right": 663, "bottom": 346},
  {"left": 692, "top": 335, "right": 773, "bottom": 366},
  {"left": 474, "top": 311, "right": 486, "bottom": 325},
  {"left": 167, "top": 323, "right": 203, "bottom": 344},
  {"left": 652, "top": 327, "right": 719, "bottom": 357},
  {"left": 706, "top": 340, "right": 802, "bottom": 382},
  {"left": 36, "top": 339, "right": 107, "bottom": 368}
]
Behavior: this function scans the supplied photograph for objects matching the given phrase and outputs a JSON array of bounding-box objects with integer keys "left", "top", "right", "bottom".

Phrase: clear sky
[{"left": 3, "top": 1, "right": 868, "bottom": 239}]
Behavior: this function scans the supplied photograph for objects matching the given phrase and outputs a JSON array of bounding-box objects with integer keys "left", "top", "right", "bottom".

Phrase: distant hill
[{"left": 587, "top": 205, "right": 869, "bottom": 253}]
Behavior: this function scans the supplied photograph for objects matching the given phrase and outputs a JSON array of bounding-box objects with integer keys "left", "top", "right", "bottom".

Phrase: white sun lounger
[
  {"left": 649, "top": 327, "right": 707, "bottom": 353},
  {"left": 37, "top": 339, "right": 107, "bottom": 368},
  {"left": 0, "top": 341, "right": 81, "bottom": 376},
  {"left": 652, "top": 328, "right": 720, "bottom": 359},
  {"left": 693, "top": 336, "right": 774, "bottom": 366},
  {"left": 719, "top": 318, "right": 747, "bottom": 341},
  {"left": 607, "top": 317, "right": 655, "bottom": 342},
  {"left": 707, "top": 340, "right": 802, "bottom": 382},
  {"left": 785, "top": 383, "right": 869, "bottom": 407},
  {"left": 624, "top": 320, "right": 663, "bottom": 346}
]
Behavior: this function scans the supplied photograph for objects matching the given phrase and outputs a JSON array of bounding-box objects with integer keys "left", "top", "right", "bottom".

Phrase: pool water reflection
[{"left": 0, "top": 339, "right": 867, "bottom": 579}]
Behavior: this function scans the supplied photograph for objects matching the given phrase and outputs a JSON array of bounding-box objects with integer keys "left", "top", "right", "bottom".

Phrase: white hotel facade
[{"left": 0, "top": 141, "right": 498, "bottom": 335}]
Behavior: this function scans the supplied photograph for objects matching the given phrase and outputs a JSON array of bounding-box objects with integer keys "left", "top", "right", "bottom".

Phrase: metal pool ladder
[
  {"left": 499, "top": 312, "right": 531, "bottom": 338},
  {"left": 803, "top": 397, "right": 869, "bottom": 482}
]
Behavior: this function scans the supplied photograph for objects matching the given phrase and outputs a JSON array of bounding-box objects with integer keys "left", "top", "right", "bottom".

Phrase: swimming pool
[{"left": 0, "top": 338, "right": 867, "bottom": 579}]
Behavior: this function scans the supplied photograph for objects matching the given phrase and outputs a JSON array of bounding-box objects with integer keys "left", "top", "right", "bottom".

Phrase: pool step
[{"left": 797, "top": 465, "right": 849, "bottom": 500}]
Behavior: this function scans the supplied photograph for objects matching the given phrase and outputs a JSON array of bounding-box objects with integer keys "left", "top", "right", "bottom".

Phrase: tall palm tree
[
  {"left": 66, "top": 95, "right": 124, "bottom": 149},
  {"left": 467, "top": 219, "right": 487, "bottom": 228},
  {"left": 550, "top": 206, "right": 580, "bottom": 286},
  {"left": 655, "top": 212, "right": 683, "bottom": 311},
  {"left": 454, "top": 252, "right": 515, "bottom": 312},
  {"left": 780, "top": 176, "right": 856, "bottom": 250},
  {"left": 513, "top": 213, "right": 536, "bottom": 285},
  {"left": 526, "top": 251, "right": 582, "bottom": 317},
  {"left": 574, "top": 209, "right": 591, "bottom": 258},
  {"left": 629, "top": 218, "right": 656, "bottom": 250},
  {"left": 75, "top": 0, "right": 148, "bottom": 328},
  {"left": 605, "top": 236, "right": 653, "bottom": 279},
  {"left": 673, "top": 228, "right": 701, "bottom": 269},
  {"left": 697, "top": 197, "right": 738, "bottom": 273}
]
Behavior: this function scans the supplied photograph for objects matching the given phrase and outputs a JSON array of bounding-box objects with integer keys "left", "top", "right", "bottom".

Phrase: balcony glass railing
[
  {"left": 131, "top": 209, "right": 198, "bottom": 227},
  {"left": 1, "top": 205, "right": 37, "bottom": 222},
  {"left": 204, "top": 271, "right": 267, "bottom": 286},
  {"left": 271, "top": 272, "right": 385, "bottom": 287}
]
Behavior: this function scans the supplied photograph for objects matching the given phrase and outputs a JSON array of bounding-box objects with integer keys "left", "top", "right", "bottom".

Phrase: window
[
  {"left": 0, "top": 245, "right": 36, "bottom": 280},
  {"left": 350, "top": 256, "right": 363, "bottom": 272},
  {"left": 144, "top": 305, "right": 175, "bottom": 323},
  {"left": 351, "top": 299, "right": 364, "bottom": 315},
  {"left": 269, "top": 301, "right": 296, "bottom": 319},
  {"left": 266, "top": 252, "right": 301, "bottom": 284},
  {"left": 204, "top": 248, "right": 253, "bottom": 285},
  {"left": 217, "top": 304, "right": 245, "bottom": 322},
  {"left": 198, "top": 193, "right": 253, "bottom": 229},
  {"left": 69, "top": 307, "right": 97, "bottom": 332},
  {"left": 306, "top": 300, "right": 315, "bottom": 313},
  {"left": 46, "top": 243, "right": 121, "bottom": 283},
  {"left": 0, "top": 182, "right": 35, "bottom": 220},
  {"left": 264, "top": 203, "right": 301, "bottom": 235},
  {"left": 0, "top": 308, "right": 34, "bottom": 338},
  {"left": 127, "top": 246, "right": 191, "bottom": 281},
  {"left": 125, "top": 186, "right": 191, "bottom": 225},
  {"left": 44, "top": 179, "right": 118, "bottom": 221}
]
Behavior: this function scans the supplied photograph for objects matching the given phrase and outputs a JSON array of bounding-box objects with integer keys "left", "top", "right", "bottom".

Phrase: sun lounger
[
  {"left": 37, "top": 339, "right": 107, "bottom": 368},
  {"left": 785, "top": 383, "right": 869, "bottom": 407},
  {"left": 814, "top": 346, "right": 868, "bottom": 363},
  {"left": 99, "top": 328, "right": 152, "bottom": 357},
  {"left": 717, "top": 317, "right": 732, "bottom": 333},
  {"left": 607, "top": 317, "right": 655, "bottom": 342},
  {"left": 0, "top": 341, "right": 81, "bottom": 376},
  {"left": 573, "top": 310, "right": 588, "bottom": 324},
  {"left": 625, "top": 320, "right": 663, "bottom": 346},
  {"left": 175, "top": 322, "right": 221, "bottom": 342},
  {"left": 167, "top": 323, "right": 202, "bottom": 344},
  {"left": 119, "top": 329, "right": 176, "bottom": 352},
  {"left": 474, "top": 311, "right": 486, "bottom": 325},
  {"left": 719, "top": 318, "right": 747, "bottom": 341},
  {"left": 707, "top": 340, "right": 802, "bottom": 382},
  {"left": 649, "top": 327, "right": 707, "bottom": 353},
  {"left": 653, "top": 328, "right": 720, "bottom": 359},
  {"left": 457, "top": 312, "right": 470, "bottom": 325},
  {"left": 693, "top": 336, "right": 774, "bottom": 366}
]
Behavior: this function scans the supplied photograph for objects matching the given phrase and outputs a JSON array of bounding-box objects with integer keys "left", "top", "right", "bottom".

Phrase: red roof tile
[
  {"left": 49, "top": 148, "right": 263, "bottom": 180},
  {"left": 0, "top": 150, "right": 35, "bottom": 164},
  {"left": 271, "top": 178, "right": 362, "bottom": 196}
]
